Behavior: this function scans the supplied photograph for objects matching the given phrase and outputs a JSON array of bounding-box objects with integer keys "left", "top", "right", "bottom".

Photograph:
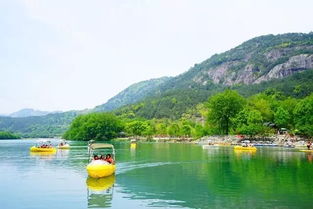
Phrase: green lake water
[{"left": 1, "top": 139, "right": 313, "bottom": 209}]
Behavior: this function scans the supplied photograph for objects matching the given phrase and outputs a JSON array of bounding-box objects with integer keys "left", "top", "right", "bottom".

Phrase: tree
[
  {"left": 233, "top": 108, "right": 264, "bottom": 137},
  {"left": 181, "top": 124, "right": 192, "bottom": 137},
  {"left": 207, "top": 90, "right": 245, "bottom": 135},
  {"left": 274, "top": 107, "right": 290, "bottom": 128},
  {"left": 248, "top": 94, "right": 274, "bottom": 122},
  {"left": 167, "top": 123, "right": 181, "bottom": 137},
  {"left": 0, "top": 131, "right": 20, "bottom": 139},
  {"left": 63, "top": 113, "right": 123, "bottom": 140},
  {"left": 125, "top": 121, "right": 149, "bottom": 136},
  {"left": 294, "top": 94, "right": 313, "bottom": 136}
]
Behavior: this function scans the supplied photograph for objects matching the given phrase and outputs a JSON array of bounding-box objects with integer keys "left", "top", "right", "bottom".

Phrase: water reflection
[
  {"left": 234, "top": 149, "right": 256, "bottom": 157},
  {"left": 305, "top": 153, "right": 313, "bottom": 163},
  {"left": 86, "top": 175, "right": 115, "bottom": 208},
  {"left": 56, "top": 149, "right": 70, "bottom": 159},
  {"left": 29, "top": 151, "right": 56, "bottom": 160}
]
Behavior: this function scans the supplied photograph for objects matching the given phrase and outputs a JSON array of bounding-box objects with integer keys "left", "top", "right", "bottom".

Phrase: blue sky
[{"left": 0, "top": 0, "right": 312, "bottom": 114}]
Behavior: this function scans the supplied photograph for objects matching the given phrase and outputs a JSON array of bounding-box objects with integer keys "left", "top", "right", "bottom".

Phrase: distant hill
[
  {"left": 9, "top": 108, "right": 61, "bottom": 118},
  {"left": 0, "top": 111, "right": 77, "bottom": 137},
  {"left": 0, "top": 32, "right": 312, "bottom": 136},
  {"left": 94, "top": 77, "right": 171, "bottom": 112}
]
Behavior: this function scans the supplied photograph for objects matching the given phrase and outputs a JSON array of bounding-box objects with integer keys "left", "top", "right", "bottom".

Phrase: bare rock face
[
  {"left": 193, "top": 53, "right": 313, "bottom": 86},
  {"left": 255, "top": 54, "right": 313, "bottom": 83},
  {"left": 265, "top": 46, "right": 313, "bottom": 62},
  {"left": 206, "top": 62, "right": 234, "bottom": 84},
  {"left": 265, "top": 48, "right": 287, "bottom": 61},
  {"left": 232, "top": 64, "right": 257, "bottom": 85},
  {"left": 185, "top": 34, "right": 313, "bottom": 87}
]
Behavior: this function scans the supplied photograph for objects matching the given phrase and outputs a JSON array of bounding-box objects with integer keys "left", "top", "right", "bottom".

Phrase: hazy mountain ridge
[
  {"left": 94, "top": 76, "right": 171, "bottom": 112},
  {"left": 9, "top": 108, "right": 61, "bottom": 118},
  {"left": 0, "top": 111, "right": 77, "bottom": 137}
]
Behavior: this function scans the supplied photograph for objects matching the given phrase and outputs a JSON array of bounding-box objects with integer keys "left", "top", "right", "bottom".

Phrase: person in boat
[
  {"left": 307, "top": 141, "right": 312, "bottom": 150},
  {"left": 94, "top": 155, "right": 99, "bottom": 160},
  {"left": 100, "top": 155, "right": 106, "bottom": 161},
  {"left": 105, "top": 154, "right": 114, "bottom": 164}
]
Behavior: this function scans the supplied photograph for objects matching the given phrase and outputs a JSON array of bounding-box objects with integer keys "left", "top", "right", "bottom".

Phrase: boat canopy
[
  {"left": 88, "top": 143, "right": 115, "bottom": 161},
  {"left": 89, "top": 143, "right": 114, "bottom": 150},
  {"left": 36, "top": 140, "right": 52, "bottom": 145}
]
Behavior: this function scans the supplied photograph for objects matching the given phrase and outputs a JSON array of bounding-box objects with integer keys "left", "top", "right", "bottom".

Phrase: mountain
[
  {"left": 0, "top": 111, "right": 77, "bottom": 137},
  {"left": 114, "top": 33, "right": 313, "bottom": 119},
  {"left": 0, "top": 32, "right": 312, "bottom": 136},
  {"left": 94, "top": 77, "right": 171, "bottom": 112},
  {"left": 9, "top": 108, "right": 61, "bottom": 118},
  {"left": 158, "top": 33, "right": 313, "bottom": 90}
]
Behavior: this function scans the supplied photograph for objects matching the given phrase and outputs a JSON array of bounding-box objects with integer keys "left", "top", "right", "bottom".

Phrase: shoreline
[{"left": 113, "top": 134, "right": 311, "bottom": 146}]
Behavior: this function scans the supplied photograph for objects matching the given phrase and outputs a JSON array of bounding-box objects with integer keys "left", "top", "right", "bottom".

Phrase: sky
[{"left": 0, "top": 0, "right": 312, "bottom": 114}]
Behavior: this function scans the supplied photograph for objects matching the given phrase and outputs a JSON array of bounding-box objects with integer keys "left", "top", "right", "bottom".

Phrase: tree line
[
  {"left": 63, "top": 89, "right": 313, "bottom": 141},
  {"left": 0, "top": 131, "right": 21, "bottom": 139}
]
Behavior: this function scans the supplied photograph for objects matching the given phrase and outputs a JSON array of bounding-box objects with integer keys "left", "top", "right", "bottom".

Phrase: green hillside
[
  {"left": 94, "top": 77, "right": 171, "bottom": 112},
  {"left": 0, "top": 111, "right": 77, "bottom": 137},
  {"left": 114, "top": 69, "right": 313, "bottom": 119}
]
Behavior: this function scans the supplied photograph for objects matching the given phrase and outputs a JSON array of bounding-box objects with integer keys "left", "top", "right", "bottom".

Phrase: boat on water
[
  {"left": 234, "top": 145, "right": 257, "bottom": 151},
  {"left": 57, "top": 140, "right": 70, "bottom": 149},
  {"left": 30, "top": 140, "right": 56, "bottom": 153},
  {"left": 234, "top": 140, "right": 257, "bottom": 151},
  {"left": 86, "top": 142, "right": 116, "bottom": 178},
  {"left": 130, "top": 139, "right": 137, "bottom": 149},
  {"left": 299, "top": 149, "right": 313, "bottom": 152}
]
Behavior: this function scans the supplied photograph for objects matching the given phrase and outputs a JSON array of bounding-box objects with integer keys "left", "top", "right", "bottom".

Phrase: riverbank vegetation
[
  {"left": 63, "top": 88, "right": 313, "bottom": 141},
  {"left": 63, "top": 113, "right": 123, "bottom": 140},
  {"left": 0, "top": 131, "right": 20, "bottom": 139}
]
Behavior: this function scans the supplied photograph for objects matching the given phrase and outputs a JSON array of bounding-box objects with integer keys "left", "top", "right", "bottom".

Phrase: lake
[{"left": 1, "top": 139, "right": 313, "bottom": 209}]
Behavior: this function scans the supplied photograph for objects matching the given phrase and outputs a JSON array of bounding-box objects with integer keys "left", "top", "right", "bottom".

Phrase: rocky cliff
[{"left": 183, "top": 33, "right": 313, "bottom": 87}]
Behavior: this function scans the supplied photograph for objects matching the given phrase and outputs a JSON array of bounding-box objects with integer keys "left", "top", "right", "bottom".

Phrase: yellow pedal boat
[
  {"left": 57, "top": 140, "right": 70, "bottom": 149},
  {"left": 30, "top": 140, "right": 56, "bottom": 153},
  {"left": 130, "top": 143, "right": 137, "bottom": 149},
  {"left": 87, "top": 163, "right": 116, "bottom": 178},
  {"left": 86, "top": 143, "right": 116, "bottom": 178},
  {"left": 234, "top": 145, "right": 257, "bottom": 151},
  {"left": 299, "top": 150, "right": 313, "bottom": 152},
  {"left": 30, "top": 146, "right": 56, "bottom": 153}
]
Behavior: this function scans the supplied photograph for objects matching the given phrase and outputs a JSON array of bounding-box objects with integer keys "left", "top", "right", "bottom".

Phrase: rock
[{"left": 255, "top": 54, "right": 313, "bottom": 83}]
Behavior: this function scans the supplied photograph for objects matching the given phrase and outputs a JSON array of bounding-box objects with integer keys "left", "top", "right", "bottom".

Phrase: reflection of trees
[
  {"left": 86, "top": 175, "right": 115, "bottom": 208},
  {"left": 116, "top": 145, "right": 313, "bottom": 208}
]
